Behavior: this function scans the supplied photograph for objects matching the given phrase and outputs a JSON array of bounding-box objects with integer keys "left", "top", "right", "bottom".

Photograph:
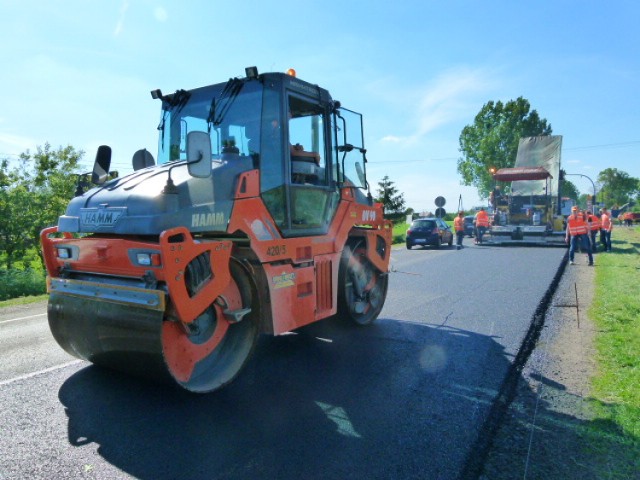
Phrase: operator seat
[{"left": 290, "top": 143, "right": 320, "bottom": 184}]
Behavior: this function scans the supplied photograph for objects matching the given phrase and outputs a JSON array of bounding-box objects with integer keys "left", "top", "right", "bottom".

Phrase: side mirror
[
  {"left": 132, "top": 149, "right": 155, "bottom": 171},
  {"left": 186, "top": 131, "right": 212, "bottom": 178},
  {"left": 92, "top": 145, "right": 112, "bottom": 185}
]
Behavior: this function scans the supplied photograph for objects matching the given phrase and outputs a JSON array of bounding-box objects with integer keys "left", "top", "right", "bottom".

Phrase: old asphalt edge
[{"left": 460, "top": 247, "right": 602, "bottom": 479}]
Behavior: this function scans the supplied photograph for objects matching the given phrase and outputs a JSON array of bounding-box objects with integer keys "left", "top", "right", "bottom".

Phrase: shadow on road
[
  {"left": 57, "top": 314, "right": 639, "bottom": 480},
  {"left": 58, "top": 317, "right": 508, "bottom": 479}
]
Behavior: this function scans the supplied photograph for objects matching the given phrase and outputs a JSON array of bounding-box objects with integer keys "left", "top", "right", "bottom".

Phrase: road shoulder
[{"left": 482, "top": 257, "right": 600, "bottom": 479}]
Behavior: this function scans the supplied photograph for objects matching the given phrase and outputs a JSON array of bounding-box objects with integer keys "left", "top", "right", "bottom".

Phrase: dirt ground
[{"left": 480, "top": 255, "right": 637, "bottom": 479}]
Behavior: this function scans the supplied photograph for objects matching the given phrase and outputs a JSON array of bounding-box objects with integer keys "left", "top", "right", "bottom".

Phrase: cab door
[{"left": 282, "top": 94, "right": 339, "bottom": 237}]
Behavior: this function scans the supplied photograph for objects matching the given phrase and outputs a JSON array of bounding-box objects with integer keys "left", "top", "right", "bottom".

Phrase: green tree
[
  {"left": 458, "top": 97, "right": 552, "bottom": 198},
  {"left": 596, "top": 168, "right": 639, "bottom": 208},
  {"left": 0, "top": 160, "right": 29, "bottom": 269},
  {"left": 0, "top": 144, "right": 83, "bottom": 269},
  {"left": 375, "top": 175, "right": 406, "bottom": 219},
  {"left": 560, "top": 178, "right": 580, "bottom": 202},
  {"left": 577, "top": 193, "right": 590, "bottom": 210}
]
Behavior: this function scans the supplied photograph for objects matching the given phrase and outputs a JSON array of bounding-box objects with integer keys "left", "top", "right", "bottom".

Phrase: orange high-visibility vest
[
  {"left": 601, "top": 213, "right": 613, "bottom": 231},
  {"left": 475, "top": 210, "right": 489, "bottom": 227},
  {"left": 454, "top": 216, "right": 464, "bottom": 232},
  {"left": 588, "top": 214, "right": 601, "bottom": 231},
  {"left": 567, "top": 214, "right": 588, "bottom": 236}
]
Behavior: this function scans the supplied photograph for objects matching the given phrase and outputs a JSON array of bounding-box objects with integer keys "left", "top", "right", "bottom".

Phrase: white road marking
[
  {"left": 0, "top": 360, "right": 84, "bottom": 387},
  {"left": 0, "top": 313, "right": 46, "bottom": 325}
]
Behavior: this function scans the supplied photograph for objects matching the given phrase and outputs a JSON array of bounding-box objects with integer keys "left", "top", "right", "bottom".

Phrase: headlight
[{"left": 135, "top": 252, "right": 161, "bottom": 266}]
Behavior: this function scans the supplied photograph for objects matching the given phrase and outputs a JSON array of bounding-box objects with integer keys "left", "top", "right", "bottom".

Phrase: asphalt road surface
[{"left": 0, "top": 242, "right": 566, "bottom": 480}]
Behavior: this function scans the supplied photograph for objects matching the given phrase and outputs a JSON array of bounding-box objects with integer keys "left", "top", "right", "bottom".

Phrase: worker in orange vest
[
  {"left": 600, "top": 207, "right": 613, "bottom": 252},
  {"left": 586, "top": 210, "right": 601, "bottom": 253},
  {"left": 454, "top": 211, "right": 465, "bottom": 250},
  {"left": 474, "top": 207, "right": 490, "bottom": 245},
  {"left": 566, "top": 206, "right": 593, "bottom": 265}
]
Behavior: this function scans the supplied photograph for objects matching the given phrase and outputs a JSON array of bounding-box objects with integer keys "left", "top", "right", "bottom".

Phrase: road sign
[{"left": 435, "top": 196, "right": 446, "bottom": 208}]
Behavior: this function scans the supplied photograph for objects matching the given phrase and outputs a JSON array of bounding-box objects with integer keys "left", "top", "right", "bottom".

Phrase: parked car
[
  {"left": 406, "top": 217, "right": 453, "bottom": 249},
  {"left": 463, "top": 215, "right": 476, "bottom": 237}
]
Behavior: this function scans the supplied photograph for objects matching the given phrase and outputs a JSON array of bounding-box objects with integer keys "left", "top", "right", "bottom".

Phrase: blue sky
[{"left": 1, "top": 0, "right": 638, "bottom": 213}]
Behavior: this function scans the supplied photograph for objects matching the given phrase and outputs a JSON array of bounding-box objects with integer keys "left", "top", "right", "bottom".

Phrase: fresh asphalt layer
[{"left": 0, "top": 242, "right": 566, "bottom": 480}]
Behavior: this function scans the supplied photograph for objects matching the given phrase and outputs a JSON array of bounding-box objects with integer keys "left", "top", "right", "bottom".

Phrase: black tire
[
  {"left": 434, "top": 236, "right": 441, "bottom": 249},
  {"left": 448, "top": 235, "right": 453, "bottom": 246},
  {"left": 406, "top": 242, "right": 412, "bottom": 250},
  {"left": 337, "top": 240, "right": 388, "bottom": 326}
]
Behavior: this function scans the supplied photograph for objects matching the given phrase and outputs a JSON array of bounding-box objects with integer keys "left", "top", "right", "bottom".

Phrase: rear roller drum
[{"left": 337, "top": 240, "right": 388, "bottom": 326}]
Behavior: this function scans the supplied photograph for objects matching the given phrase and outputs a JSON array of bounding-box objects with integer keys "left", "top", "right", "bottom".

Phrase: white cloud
[
  {"left": 114, "top": 1, "right": 130, "bottom": 37},
  {"left": 376, "top": 66, "right": 499, "bottom": 146},
  {"left": 412, "top": 68, "right": 496, "bottom": 141},
  {"left": 154, "top": 6, "right": 168, "bottom": 22}
]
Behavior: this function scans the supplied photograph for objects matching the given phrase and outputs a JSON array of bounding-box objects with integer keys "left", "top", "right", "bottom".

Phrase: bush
[
  {"left": 392, "top": 221, "right": 408, "bottom": 244},
  {"left": 0, "top": 268, "right": 47, "bottom": 301}
]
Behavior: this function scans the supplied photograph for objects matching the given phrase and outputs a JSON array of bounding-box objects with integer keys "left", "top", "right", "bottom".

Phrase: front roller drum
[
  {"left": 48, "top": 261, "right": 259, "bottom": 393},
  {"left": 48, "top": 292, "right": 169, "bottom": 382}
]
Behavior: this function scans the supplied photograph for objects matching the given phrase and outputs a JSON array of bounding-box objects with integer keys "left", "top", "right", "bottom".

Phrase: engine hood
[{"left": 58, "top": 157, "right": 254, "bottom": 235}]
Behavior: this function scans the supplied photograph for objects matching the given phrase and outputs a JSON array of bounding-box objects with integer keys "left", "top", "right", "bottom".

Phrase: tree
[
  {"left": 458, "top": 97, "right": 552, "bottom": 198},
  {"left": 577, "top": 193, "right": 591, "bottom": 210},
  {"left": 375, "top": 175, "right": 406, "bottom": 219},
  {"left": 560, "top": 178, "right": 580, "bottom": 202},
  {"left": 0, "top": 160, "right": 30, "bottom": 270},
  {"left": 596, "top": 168, "right": 639, "bottom": 208},
  {"left": 0, "top": 144, "right": 83, "bottom": 269}
]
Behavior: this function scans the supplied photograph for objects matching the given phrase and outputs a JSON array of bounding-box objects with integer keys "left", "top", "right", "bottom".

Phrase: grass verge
[
  {"left": 586, "top": 226, "right": 640, "bottom": 474},
  {"left": 0, "top": 294, "right": 48, "bottom": 309}
]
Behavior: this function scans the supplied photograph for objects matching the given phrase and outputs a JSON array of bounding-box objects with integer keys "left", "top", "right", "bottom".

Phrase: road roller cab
[{"left": 41, "top": 67, "right": 392, "bottom": 393}]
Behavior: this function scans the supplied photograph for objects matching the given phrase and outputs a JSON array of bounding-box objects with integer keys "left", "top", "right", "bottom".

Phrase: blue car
[
  {"left": 463, "top": 216, "right": 476, "bottom": 237},
  {"left": 406, "top": 217, "right": 454, "bottom": 249}
]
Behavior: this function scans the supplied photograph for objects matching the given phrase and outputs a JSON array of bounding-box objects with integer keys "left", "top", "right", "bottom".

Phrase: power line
[
  {"left": 368, "top": 140, "right": 640, "bottom": 165},
  {"left": 4, "top": 140, "right": 639, "bottom": 167},
  {"left": 564, "top": 140, "right": 640, "bottom": 152},
  {"left": 369, "top": 156, "right": 458, "bottom": 164}
]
